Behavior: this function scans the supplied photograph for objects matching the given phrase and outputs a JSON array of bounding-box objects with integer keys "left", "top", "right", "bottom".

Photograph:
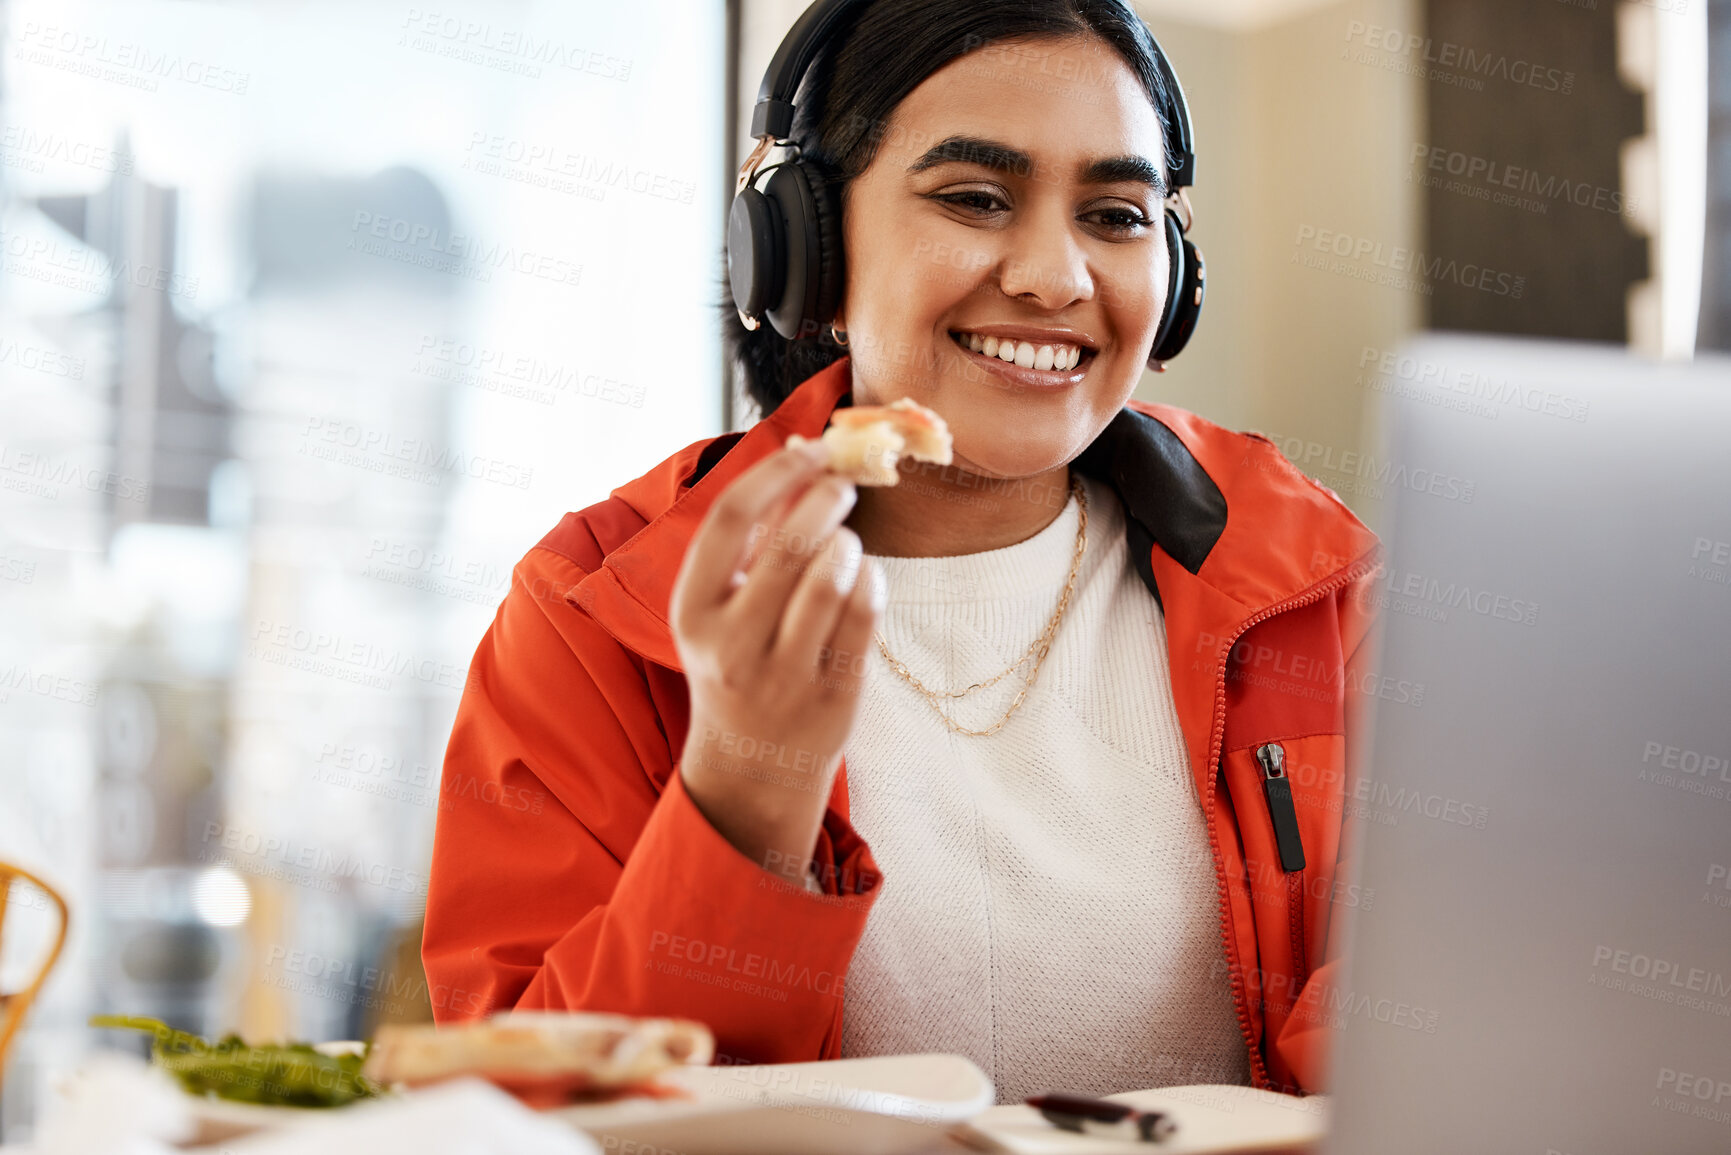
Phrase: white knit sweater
[{"left": 836, "top": 472, "right": 1251, "bottom": 1104}]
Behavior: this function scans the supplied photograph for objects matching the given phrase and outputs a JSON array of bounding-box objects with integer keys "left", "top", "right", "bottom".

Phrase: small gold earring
[{"left": 830, "top": 323, "right": 849, "bottom": 347}]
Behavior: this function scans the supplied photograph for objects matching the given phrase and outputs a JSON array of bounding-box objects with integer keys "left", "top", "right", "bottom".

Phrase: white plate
[
  {"left": 951, "top": 1085, "right": 1329, "bottom": 1155},
  {"left": 547, "top": 1052, "right": 995, "bottom": 1155}
]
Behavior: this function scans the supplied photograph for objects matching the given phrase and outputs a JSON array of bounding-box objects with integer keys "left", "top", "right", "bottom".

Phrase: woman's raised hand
[{"left": 668, "top": 439, "right": 885, "bottom": 883}]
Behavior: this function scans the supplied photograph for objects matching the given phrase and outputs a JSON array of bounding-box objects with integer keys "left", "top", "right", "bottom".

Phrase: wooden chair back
[{"left": 0, "top": 863, "right": 70, "bottom": 1092}]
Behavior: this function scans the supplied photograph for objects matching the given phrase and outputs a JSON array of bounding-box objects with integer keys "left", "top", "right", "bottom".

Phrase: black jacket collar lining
[
  {"left": 1073, "top": 405, "right": 1228, "bottom": 598},
  {"left": 683, "top": 430, "right": 745, "bottom": 490}
]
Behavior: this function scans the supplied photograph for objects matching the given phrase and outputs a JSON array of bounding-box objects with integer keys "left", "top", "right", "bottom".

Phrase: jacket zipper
[
  {"left": 1255, "top": 743, "right": 1306, "bottom": 872},
  {"left": 1258, "top": 741, "right": 1312, "bottom": 1006},
  {"left": 1200, "top": 552, "right": 1381, "bottom": 1092}
]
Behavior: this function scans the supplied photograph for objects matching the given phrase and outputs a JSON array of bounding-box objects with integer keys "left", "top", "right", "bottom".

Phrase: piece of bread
[
  {"left": 786, "top": 397, "right": 953, "bottom": 486},
  {"left": 362, "top": 1012, "right": 714, "bottom": 1108}
]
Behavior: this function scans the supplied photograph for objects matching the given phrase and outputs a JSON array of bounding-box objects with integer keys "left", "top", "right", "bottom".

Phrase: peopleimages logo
[
  {"left": 412, "top": 335, "right": 646, "bottom": 409},
  {"left": 646, "top": 931, "right": 847, "bottom": 1003},
  {"left": 398, "top": 9, "right": 632, "bottom": 82},
  {"left": 1359, "top": 567, "right": 1541, "bottom": 628},
  {"left": 0, "top": 125, "right": 134, "bottom": 176},
  {"left": 1294, "top": 225, "right": 1525, "bottom": 298},
  {"left": 462, "top": 132, "right": 695, "bottom": 205},
  {"left": 1198, "top": 631, "right": 1427, "bottom": 708},
  {"left": 1, "top": 230, "right": 199, "bottom": 300},
  {"left": 1252, "top": 431, "right": 1476, "bottom": 504},
  {"left": 348, "top": 211, "right": 582, "bottom": 288},
  {"left": 0, "top": 334, "right": 83, "bottom": 379},
  {"left": 247, "top": 617, "right": 469, "bottom": 693},
  {"left": 1343, "top": 21, "right": 1575, "bottom": 94},
  {"left": 13, "top": 21, "right": 252, "bottom": 94},
  {"left": 1409, "top": 144, "right": 1635, "bottom": 218},
  {"left": 1590, "top": 946, "right": 1731, "bottom": 999},
  {"left": 262, "top": 944, "right": 487, "bottom": 1017},
  {"left": 0, "top": 663, "right": 98, "bottom": 707},
  {"left": 0, "top": 442, "right": 149, "bottom": 503},
  {"left": 1704, "top": 864, "right": 1731, "bottom": 909},
  {"left": 1638, "top": 738, "right": 1731, "bottom": 803},
  {"left": 300, "top": 416, "right": 534, "bottom": 490},
  {"left": 1358, "top": 345, "right": 1591, "bottom": 423},
  {"left": 1653, "top": 1067, "right": 1731, "bottom": 1126},
  {"left": 200, "top": 823, "right": 428, "bottom": 897}
]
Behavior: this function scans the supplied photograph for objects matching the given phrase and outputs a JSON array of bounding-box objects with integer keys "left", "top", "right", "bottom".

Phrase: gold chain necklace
[{"left": 872, "top": 474, "right": 1088, "bottom": 738}]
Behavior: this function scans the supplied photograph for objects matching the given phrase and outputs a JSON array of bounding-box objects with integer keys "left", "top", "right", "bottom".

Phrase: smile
[{"left": 947, "top": 330, "right": 1096, "bottom": 388}]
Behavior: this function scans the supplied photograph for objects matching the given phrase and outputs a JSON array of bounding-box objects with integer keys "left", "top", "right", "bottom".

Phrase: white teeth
[{"left": 953, "top": 331, "right": 1085, "bottom": 371}]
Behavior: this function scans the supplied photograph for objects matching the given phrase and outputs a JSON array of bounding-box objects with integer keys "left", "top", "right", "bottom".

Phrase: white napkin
[
  {"left": 220, "top": 1079, "right": 600, "bottom": 1155},
  {"left": 26, "top": 1052, "right": 193, "bottom": 1155},
  {"left": 17, "top": 1054, "right": 599, "bottom": 1155}
]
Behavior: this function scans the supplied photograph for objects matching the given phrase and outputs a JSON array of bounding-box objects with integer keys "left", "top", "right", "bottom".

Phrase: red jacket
[{"left": 422, "top": 356, "right": 1384, "bottom": 1095}]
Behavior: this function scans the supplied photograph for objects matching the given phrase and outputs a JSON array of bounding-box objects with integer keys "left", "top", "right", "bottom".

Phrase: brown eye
[
  {"left": 935, "top": 191, "right": 1007, "bottom": 214},
  {"left": 1090, "top": 208, "right": 1153, "bottom": 234}
]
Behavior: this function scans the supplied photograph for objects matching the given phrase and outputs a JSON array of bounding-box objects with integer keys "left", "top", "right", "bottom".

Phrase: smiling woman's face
[{"left": 835, "top": 33, "right": 1169, "bottom": 481}]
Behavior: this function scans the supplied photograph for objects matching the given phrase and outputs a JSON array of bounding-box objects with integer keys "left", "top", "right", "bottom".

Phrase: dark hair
[{"left": 719, "top": 0, "right": 1177, "bottom": 420}]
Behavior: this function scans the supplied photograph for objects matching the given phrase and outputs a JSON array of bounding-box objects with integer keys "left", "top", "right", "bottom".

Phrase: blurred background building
[
  {"left": 0, "top": 0, "right": 722, "bottom": 1137},
  {"left": 0, "top": 0, "right": 1717, "bottom": 1141}
]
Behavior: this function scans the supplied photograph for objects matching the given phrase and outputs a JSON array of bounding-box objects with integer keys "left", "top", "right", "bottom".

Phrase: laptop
[{"left": 1325, "top": 335, "right": 1731, "bottom": 1154}]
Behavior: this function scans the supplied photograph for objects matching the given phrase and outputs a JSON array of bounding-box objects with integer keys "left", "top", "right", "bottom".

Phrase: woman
[{"left": 422, "top": 0, "right": 1382, "bottom": 1104}]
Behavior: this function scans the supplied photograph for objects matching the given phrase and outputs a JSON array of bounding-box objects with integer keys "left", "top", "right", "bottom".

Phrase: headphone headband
[
  {"left": 747, "top": 0, "right": 1196, "bottom": 189},
  {"left": 749, "top": 0, "right": 871, "bottom": 140}
]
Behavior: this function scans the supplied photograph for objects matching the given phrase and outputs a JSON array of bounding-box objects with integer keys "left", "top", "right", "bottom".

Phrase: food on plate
[
  {"left": 90, "top": 1015, "right": 381, "bottom": 1108},
  {"left": 89, "top": 1011, "right": 716, "bottom": 1114},
  {"left": 361, "top": 1012, "right": 715, "bottom": 1109},
  {"left": 785, "top": 396, "right": 953, "bottom": 485}
]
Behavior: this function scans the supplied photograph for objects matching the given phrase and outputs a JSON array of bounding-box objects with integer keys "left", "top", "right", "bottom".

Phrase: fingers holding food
[
  {"left": 721, "top": 472, "right": 857, "bottom": 657},
  {"left": 670, "top": 442, "right": 831, "bottom": 636},
  {"left": 771, "top": 525, "right": 867, "bottom": 671}
]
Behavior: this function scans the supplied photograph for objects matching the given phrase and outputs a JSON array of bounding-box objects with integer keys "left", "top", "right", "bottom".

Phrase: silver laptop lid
[{"left": 1326, "top": 335, "right": 1731, "bottom": 1155}]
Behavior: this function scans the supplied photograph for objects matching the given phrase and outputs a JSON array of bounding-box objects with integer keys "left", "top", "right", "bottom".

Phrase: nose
[{"left": 996, "top": 201, "right": 1094, "bottom": 309}]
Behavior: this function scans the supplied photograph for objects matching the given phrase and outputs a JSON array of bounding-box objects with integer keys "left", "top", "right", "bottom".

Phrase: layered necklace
[{"left": 872, "top": 473, "right": 1088, "bottom": 738}]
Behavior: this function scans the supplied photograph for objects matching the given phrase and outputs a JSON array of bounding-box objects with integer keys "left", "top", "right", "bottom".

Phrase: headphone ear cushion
[
  {"left": 1150, "top": 209, "right": 1205, "bottom": 365},
  {"left": 1149, "top": 209, "right": 1185, "bottom": 366},
  {"left": 802, "top": 162, "right": 844, "bottom": 335},
  {"left": 762, "top": 161, "right": 841, "bottom": 341}
]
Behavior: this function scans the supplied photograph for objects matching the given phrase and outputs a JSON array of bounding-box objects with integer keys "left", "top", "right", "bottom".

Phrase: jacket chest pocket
[
  {"left": 1220, "top": 732, "right": 1354, "bottom": 1001},
  {"left": 1215, "top": 597, "right": 1353, "bottom": 1009}
]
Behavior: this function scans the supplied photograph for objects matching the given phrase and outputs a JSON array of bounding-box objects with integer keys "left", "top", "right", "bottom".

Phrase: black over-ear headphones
[{"left": 727, "top": 0, "right": 1205, "bottom": 369}]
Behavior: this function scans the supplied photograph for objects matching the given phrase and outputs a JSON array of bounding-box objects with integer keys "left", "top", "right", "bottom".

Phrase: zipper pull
[{"left": 1255, "top": 742, "right": 1306, "bottom": 872}]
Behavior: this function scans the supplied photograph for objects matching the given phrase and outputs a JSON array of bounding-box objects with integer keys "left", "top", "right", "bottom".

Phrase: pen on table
[{"left": 1026, "top": 1093, "right": 1177, "bottom": 1143}]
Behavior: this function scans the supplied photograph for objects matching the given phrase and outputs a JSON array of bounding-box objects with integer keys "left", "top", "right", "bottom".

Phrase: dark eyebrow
[{"left": 905, "top": 135, "right": 1167, "bottom": 198}]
